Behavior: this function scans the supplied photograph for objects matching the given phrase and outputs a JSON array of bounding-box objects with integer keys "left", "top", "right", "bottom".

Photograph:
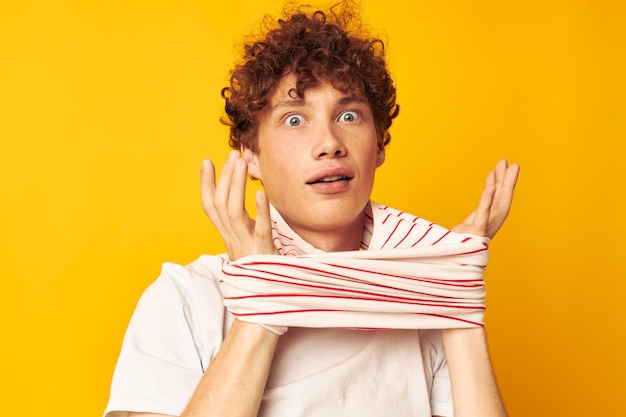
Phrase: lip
[
  {"left": 305, "top": 167, "right": 355, "bottom": 185},
  {"left": 305, "top": 167, "right": 355, "bottom": 194}
]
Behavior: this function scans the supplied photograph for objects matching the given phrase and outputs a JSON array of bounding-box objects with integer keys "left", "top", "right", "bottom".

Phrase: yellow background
[{"left": 1, "top": 0, "right": 624, "bottom": 415}]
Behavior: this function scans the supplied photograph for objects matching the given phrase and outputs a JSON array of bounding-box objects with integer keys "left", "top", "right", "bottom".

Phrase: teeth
[{"left": 320, "top": 176, "right": 345, "bottom": 182}]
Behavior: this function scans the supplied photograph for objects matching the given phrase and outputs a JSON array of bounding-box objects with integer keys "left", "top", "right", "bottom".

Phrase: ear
[
  {"left": 241, "top": 145, "right": 262, "bottom": 180},
  {"left": 376, "top": 143, "right": 386, "bottom": 168}
]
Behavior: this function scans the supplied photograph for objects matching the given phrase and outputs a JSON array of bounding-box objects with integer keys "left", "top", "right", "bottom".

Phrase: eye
[
  {"left": 339, "top": 111, "right": 359, "bottom": 123},
  {"left": 285, "top": 114, "right": 304, "bottom": 127}
]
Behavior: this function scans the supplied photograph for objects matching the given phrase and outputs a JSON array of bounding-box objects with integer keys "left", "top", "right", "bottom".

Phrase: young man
[{"left": 104, "top": 3, "right": 519, "bottom": 417}]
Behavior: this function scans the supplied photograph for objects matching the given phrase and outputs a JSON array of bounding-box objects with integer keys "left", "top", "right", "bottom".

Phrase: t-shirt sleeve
[
  {"left": 104, "top": 257, "right": 227, "bottom": 417},
  {"left": 420, "top": 330, "right": 454, "bottom": 417}
]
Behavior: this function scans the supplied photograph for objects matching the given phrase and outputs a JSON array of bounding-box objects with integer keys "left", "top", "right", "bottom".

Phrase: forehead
[{"left": 266, "top": 74, "right": 367, "bottom": 109}]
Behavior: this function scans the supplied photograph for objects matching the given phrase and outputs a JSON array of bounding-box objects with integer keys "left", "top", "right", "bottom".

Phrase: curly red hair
[{"left": 221, "top": 1, "right": 399, "bottom": 152}]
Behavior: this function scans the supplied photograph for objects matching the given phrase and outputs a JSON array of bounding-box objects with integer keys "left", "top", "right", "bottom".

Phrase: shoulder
[
  {"left": 105, "top": 255, "right": 233, "bottom": 416},
  {"left": 138, "top": 254, "right": 227, "bottom": 311},
  {"left": 124, "top": 254, "right": 231, "bottom": 358},
  {"left": 111, "top": 254, "right": 230, "bottom": 373}
]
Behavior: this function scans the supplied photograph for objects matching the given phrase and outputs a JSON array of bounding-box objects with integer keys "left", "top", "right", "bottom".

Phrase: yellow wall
[{"left": 1, "top": 0, "right": 624, "bottom": 415}]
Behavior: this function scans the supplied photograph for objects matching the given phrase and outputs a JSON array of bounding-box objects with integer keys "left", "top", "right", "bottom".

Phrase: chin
[{"left": 302, "top": 201, "right": 368, "bottom": 230}]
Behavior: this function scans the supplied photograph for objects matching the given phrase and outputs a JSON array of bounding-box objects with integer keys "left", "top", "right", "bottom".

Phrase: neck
[{"left": 284, "top": 212, "right": 366, "bottom": 252}]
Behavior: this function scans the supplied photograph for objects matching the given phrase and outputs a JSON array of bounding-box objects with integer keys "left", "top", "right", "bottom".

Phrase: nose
[{"left": 312, "top": 125, "right": 347, "bottom": 159}]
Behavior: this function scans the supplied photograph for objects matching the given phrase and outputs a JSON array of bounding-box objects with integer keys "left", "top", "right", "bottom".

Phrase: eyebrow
[{"left": 270, "top": 95, "right": 368, "bottom": 111}]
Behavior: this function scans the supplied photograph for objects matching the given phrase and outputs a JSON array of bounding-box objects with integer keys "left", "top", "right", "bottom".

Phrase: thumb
[
  {"left": 471, "top": 171, "right": 496, "bottom": 236},
  {"left": 254, "top": 190, "right": 277, "bottom": 254}
]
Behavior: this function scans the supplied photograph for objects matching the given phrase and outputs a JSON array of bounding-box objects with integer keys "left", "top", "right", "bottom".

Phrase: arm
[
  {"left": 180, "top": 319, "right": 279, "bottom": 417},
  {"left": 187, "top": 151, "right": 281, "bottom": 417},
  {"left": 127, "top": 320, "right": 278, "bottom": 417},
  {"left": 129, "top": 152, "right": 280, "bottom": 417},
  {"left": 443, "top": 159, "right": 519, "bottom": 417},
  {"left": 440, "top": 328, "right": 507, "bottom": 417}
]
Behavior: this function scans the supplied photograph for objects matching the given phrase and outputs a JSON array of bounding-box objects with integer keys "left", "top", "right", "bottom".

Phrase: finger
[
  {"left": 227, "top": 158, "right": 257, "bottom": 240},
  {"left": 471, "top": 171, "right": 496, "bottom": 236},
  {"left": 254, "top": 191, "right": 277, "bottom": 254},
  {"left": 495, "top": 159, "right": 508, "bottom": 184},
  {"left": 213, "top": 151, "right": 241, "bottom": 233},
  {"left": 227, "top": 157, "right": 249, "bottom": 220},
  {"left": 462, "top": 211, "right": 476, "bottom": 227},
  {"left": 451, "top": 210, "right": 475, "bottom": 233},
  {"left": 200, "top": 159, "right": 219, "bottom": 220},
  {"left": 494, "top": 161, "right": 520, "bottom": 213},
  {"left": 200, "top": 158, "right": 232, "bottom": 241},
  {"left": 200, "top": 158, "right": 215, "bottom": 209},
  {"left": 503, "top": 162, "right": 520, "bottom": 191}
]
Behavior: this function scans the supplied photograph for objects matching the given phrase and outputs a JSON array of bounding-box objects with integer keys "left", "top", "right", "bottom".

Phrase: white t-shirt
[{"left": 104, "top": 254, "right": 454, "bottom": 417}]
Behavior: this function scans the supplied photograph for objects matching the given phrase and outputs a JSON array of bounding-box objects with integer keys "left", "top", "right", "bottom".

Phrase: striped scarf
[{"left": 219, "top": 202, "right": 489, "bottom": 334}]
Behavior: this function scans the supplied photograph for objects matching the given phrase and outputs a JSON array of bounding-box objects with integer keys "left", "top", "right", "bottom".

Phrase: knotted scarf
[{"left": 219, "top": 202, "right": 490, "bottom": 334}]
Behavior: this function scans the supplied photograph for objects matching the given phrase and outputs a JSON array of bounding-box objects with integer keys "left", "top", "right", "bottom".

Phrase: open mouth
[{"left": 307, "top": 175, "right": 352, "bottom": 184}]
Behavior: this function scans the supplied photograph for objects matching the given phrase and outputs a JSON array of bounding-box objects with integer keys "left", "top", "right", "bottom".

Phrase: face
[{"left": 243, "top": 74, "right": 385, "bottom": 240}]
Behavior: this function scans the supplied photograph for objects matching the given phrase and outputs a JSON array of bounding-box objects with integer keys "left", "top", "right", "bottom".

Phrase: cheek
[
  {"left": 258, "top": 154, "right": 293, "bottom": 189},
  {"left": 360, "top": 141, "right": 383, "bottom": 169}
]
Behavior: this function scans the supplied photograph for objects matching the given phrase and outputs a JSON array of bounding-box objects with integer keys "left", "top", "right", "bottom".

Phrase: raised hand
[
  {"left": 200, "top": 151, "right": 277, "bottom": 260},
  {"left": 452, "top": 159, "right": 520, "bottom": 238}
]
